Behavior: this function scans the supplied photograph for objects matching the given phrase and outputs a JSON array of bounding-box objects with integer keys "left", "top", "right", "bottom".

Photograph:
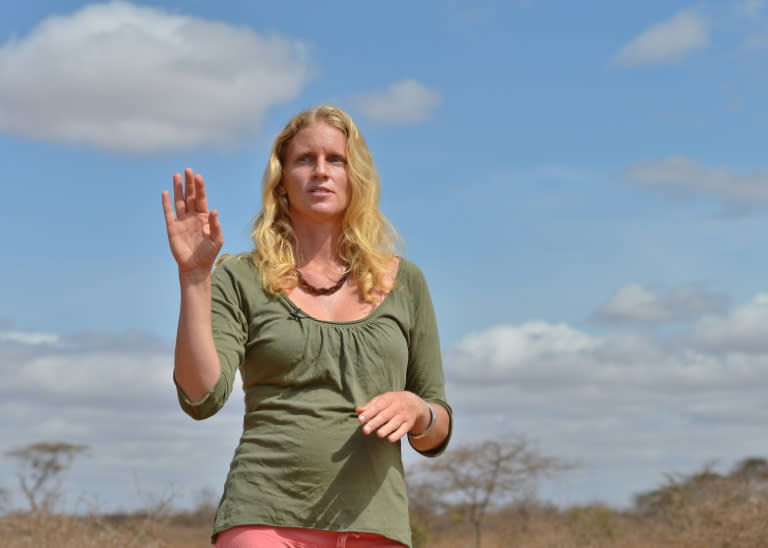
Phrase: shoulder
[
  {"left": 213, "top": 253, "right": 261, "bottom": 288},
  {"left": 395, "top": 256, "right": 431, "bottom": 293},
  {"left": 397, "top": 256, "right": 426, "bottom": 279},
  {"left": 215, "top": 252, "right": 257, "bottom": 272}
]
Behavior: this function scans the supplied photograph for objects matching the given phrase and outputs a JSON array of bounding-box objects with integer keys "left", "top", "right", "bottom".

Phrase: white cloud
[
  {"left": 687, "top": 293, "right": 768, "bottom": 353},
  {"left": 0, "top": 328, "right": 178, "bottom": 410},
  {"left": 0, "top": 330, "right": 59, "bottom": 345},
  {"left": 594, "top": 283, "right": 728, "bottom": 325},
  {"left": 444, "top": 294, "right": 768, "bottom": 506},
  {"left": 624, "top": 155, "right": 768, "bottom": 212},
  {"left": 354, "top": 80, "right": 441, "bottom": 125},
  {"left": 615, "top": 10, "right": 709, "bottom": 66},
  {"left": 0, "top": 1, "right": 310, "bottom": 153},
  {"left": 7, "top": 288, "right": 768, "bottom": 512},
  {"left": 450, "top": 323, "right": 600, "bottom": 382},
  {"left": 0, "top": 327, "right": 244, "bottom": 511}
]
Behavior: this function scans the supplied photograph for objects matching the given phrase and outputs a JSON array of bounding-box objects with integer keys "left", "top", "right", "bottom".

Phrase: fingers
[
  {"left": 368, "top": 415, "right": 411, "bottom": 443},
  {"left": 357, "top": 392, "right": 421, "bottom": 443},
  {"left": 170, "top": 168, "right": 210, "bottom": 221},
  {"left": 386, "top": 423, "right": 413, "bottom": 443},
  {"left": 195, "top": 173, "right": 209, "bottom": 213},
  {"left": 172, "top": 172, "right": 186, "bottom": 218},
  {"left": 184, "top": 168, "right": 196, "bottom": 214},
  {"left": 161, "top": 191, "right": 175, "bottom": 227},
  {"left": 209, "top": 209, "right": 224, "bottom": 248}
]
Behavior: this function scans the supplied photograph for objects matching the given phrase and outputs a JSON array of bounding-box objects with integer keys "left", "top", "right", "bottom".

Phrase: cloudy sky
[{"left": 2, "top": 0, "right": 768, "bottom": 513}]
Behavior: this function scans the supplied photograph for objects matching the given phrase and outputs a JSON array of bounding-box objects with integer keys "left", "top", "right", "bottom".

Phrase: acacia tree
[
  {"left": 5, "top": 441, "right": 88, "bottom": 512},
  {"left": 409, "top": 437, "right": 570, "bottom": 548}
]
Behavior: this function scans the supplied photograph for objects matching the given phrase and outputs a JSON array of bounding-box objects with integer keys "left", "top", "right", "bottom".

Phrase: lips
[{"left": 309, "top": 186, "right": 333, "bottom": 194}]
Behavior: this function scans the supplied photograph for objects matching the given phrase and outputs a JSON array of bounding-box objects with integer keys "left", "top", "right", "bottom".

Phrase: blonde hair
[{"left": 251, "top": 105, "right": 399, "bottom": 303}]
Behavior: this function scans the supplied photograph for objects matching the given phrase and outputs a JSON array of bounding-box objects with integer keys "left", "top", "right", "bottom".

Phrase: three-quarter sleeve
[
  {"left": 175, "top": 258, "right": 248, "bottom": 420},
  {"left": 404, "top": 263, "right": 453, "bottom": 457}
]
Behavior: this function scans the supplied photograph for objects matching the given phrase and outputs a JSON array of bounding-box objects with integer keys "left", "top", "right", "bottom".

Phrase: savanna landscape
[{"left": 3, "top": 440, "right": 768, "bottom": 547}]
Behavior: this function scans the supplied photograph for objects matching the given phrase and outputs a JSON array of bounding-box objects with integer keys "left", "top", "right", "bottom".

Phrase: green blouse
[{"left": 175, "top": 255, "right": 452, "bottom": 547}]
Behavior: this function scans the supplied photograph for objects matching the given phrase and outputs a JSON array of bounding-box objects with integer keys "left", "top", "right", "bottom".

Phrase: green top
[{"left": 174, "top": 255, "right": 452, "bottom": 547}]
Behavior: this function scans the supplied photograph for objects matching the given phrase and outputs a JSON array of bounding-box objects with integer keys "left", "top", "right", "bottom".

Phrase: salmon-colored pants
[{"left": 214, "top": 525, "right": 407, "bottom": 548}]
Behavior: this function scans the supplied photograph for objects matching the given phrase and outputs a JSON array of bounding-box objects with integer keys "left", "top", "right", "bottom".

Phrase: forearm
[
  {"left": 408, "top": 400, "right": 451, "bottom": 453},
  {"left": 174, "top": 271, "right": 221, "bottom": 403}
]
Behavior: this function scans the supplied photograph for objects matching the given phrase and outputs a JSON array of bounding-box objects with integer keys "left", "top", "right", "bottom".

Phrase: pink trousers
[{"left": 214, "top": 525, "right": 407, "bottom": 548}]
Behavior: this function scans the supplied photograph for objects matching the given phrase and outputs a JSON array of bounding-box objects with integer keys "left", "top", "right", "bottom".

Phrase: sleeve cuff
[
  {"left": 409, "top": 399, "right": 453, "bottom": 458},
  {"left": 173, "top": 372, "right": 228, "bottom": 421}
]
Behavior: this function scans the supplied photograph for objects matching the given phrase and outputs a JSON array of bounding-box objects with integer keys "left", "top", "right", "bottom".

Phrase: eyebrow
[{"left": 290, "top": 147, "right": 346, "bottom": 158}]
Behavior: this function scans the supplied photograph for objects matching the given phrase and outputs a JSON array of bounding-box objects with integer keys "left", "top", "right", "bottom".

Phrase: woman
[{"left": 162, "top": 105, "right": 452, "bottom": 547}]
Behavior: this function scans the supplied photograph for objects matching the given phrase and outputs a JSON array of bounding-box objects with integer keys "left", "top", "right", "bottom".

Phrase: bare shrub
[
  {"left": 633, "top": 460, "right": 768, "bottom": 547},
  {"left": 408, "top": 437, "right": 571, "bottom": 548}
]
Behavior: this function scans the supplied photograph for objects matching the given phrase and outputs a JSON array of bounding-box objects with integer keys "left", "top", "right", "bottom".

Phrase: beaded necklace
[{"left": 295, "top": 269, "right": 349, "bottom": 296}]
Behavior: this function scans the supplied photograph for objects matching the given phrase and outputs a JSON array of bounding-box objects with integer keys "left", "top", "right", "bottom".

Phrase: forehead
[{"left": 287, "top": 122, "right": 347, "bottom": 153}]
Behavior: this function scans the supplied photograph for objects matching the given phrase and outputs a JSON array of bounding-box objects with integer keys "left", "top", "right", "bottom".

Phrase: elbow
[
  {"left": 173, "top": 367, "right": 230, "bottom": 421},
  {"left": 184, "top": 407, "right": 218, "bottom": 421},
  {"left": 175, "top": 381, "right": 226, "bottom": 421},
  {"left": 177, "top": 396, "right": 224, "bottom": 421}
]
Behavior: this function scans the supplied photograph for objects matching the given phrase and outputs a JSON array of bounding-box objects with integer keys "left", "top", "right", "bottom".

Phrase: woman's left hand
[{"left": 356, "top": 391, "right": 430, "bottom": 443}]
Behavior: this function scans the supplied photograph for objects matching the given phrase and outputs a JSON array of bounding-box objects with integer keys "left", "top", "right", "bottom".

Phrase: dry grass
[
  {"left": 3, "top": 469, "right": 768, "bottom": 548},
  {"left": 417, "top": 488, "right": 768, "bottom": 548},
  {"left": 0, "top": 512, "right": 169, "bottom": 547},
  {"left": 0, "top": 509, "right": 211, "bottom": 548}
]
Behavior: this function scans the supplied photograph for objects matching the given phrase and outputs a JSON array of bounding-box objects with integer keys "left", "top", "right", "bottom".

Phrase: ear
[{"left": 277, "top": 183, "right": 286, "bottom": 196}]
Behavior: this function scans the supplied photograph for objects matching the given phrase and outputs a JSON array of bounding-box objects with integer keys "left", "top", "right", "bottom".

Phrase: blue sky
[{"left": 2, "top": 0, "right": 768, "bottom": 513}]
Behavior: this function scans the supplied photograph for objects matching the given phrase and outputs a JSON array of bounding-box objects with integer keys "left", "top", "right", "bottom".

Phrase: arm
[
  {"left": 356, "top": 261, "right": 453, "bottom": 454},
  {"left": 162, "top": 168, "right": 224, "bottom": 403},
  {"left": 174, "top": 271, "right": 220, "bottom": 403}
]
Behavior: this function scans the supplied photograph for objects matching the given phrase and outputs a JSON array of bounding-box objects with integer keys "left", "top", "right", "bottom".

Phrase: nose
[{"left": 313, "top": 157, "right": 329, "bottom": 177}]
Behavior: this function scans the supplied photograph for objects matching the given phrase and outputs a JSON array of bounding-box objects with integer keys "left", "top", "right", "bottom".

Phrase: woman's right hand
[{"left": 162, "top": 168, "right": 224, "bottom": 277}]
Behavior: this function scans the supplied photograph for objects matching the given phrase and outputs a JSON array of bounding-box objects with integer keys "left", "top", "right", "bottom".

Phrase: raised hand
[{"left": 162, "top": 168, "right": 224, "bottom": 276}]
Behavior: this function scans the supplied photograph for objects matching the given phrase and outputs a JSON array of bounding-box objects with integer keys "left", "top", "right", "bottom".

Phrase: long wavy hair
[{"left": 251, "top": 105, "right": 399, "bottom": 303}]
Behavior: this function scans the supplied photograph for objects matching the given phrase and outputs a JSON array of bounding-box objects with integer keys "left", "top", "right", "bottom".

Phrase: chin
[{"left": 292, "top": 207, "right": 346, "bottom": 223}]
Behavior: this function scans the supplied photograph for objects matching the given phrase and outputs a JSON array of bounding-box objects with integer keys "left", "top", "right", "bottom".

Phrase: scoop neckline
[{"left": 278, "top": 257, "right": 404, "bottom": 326}]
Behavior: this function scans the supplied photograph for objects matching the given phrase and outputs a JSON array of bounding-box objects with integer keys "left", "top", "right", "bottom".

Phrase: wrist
[
  {"left": 178, "top": 268, "right": 212, "bottom": 286},
  {"left": 409, "top": 402, "right": 437, "bottom": 440}
]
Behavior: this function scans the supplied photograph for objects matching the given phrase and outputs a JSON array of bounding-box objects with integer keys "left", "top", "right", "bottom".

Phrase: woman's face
[{"left": 280, "top": 122, "right": 350, "bottom": 225}]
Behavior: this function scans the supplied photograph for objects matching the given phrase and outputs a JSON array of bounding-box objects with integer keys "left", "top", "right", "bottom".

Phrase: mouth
[{"left": 309, "top": 187, "right": 333, "bottom": 195}]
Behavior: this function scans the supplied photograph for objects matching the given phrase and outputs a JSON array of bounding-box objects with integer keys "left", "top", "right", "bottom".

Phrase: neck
[{"left": 290, "top": 216, "right": 344, "bottom": 269}]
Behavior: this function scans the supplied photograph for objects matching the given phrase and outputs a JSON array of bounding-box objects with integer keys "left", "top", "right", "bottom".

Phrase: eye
[
  {"left": 328, "top": 154, "right": 346, "bottom": 165},
  {"left": 295, "top": 154, "right": 313, "bottom": 164}
]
